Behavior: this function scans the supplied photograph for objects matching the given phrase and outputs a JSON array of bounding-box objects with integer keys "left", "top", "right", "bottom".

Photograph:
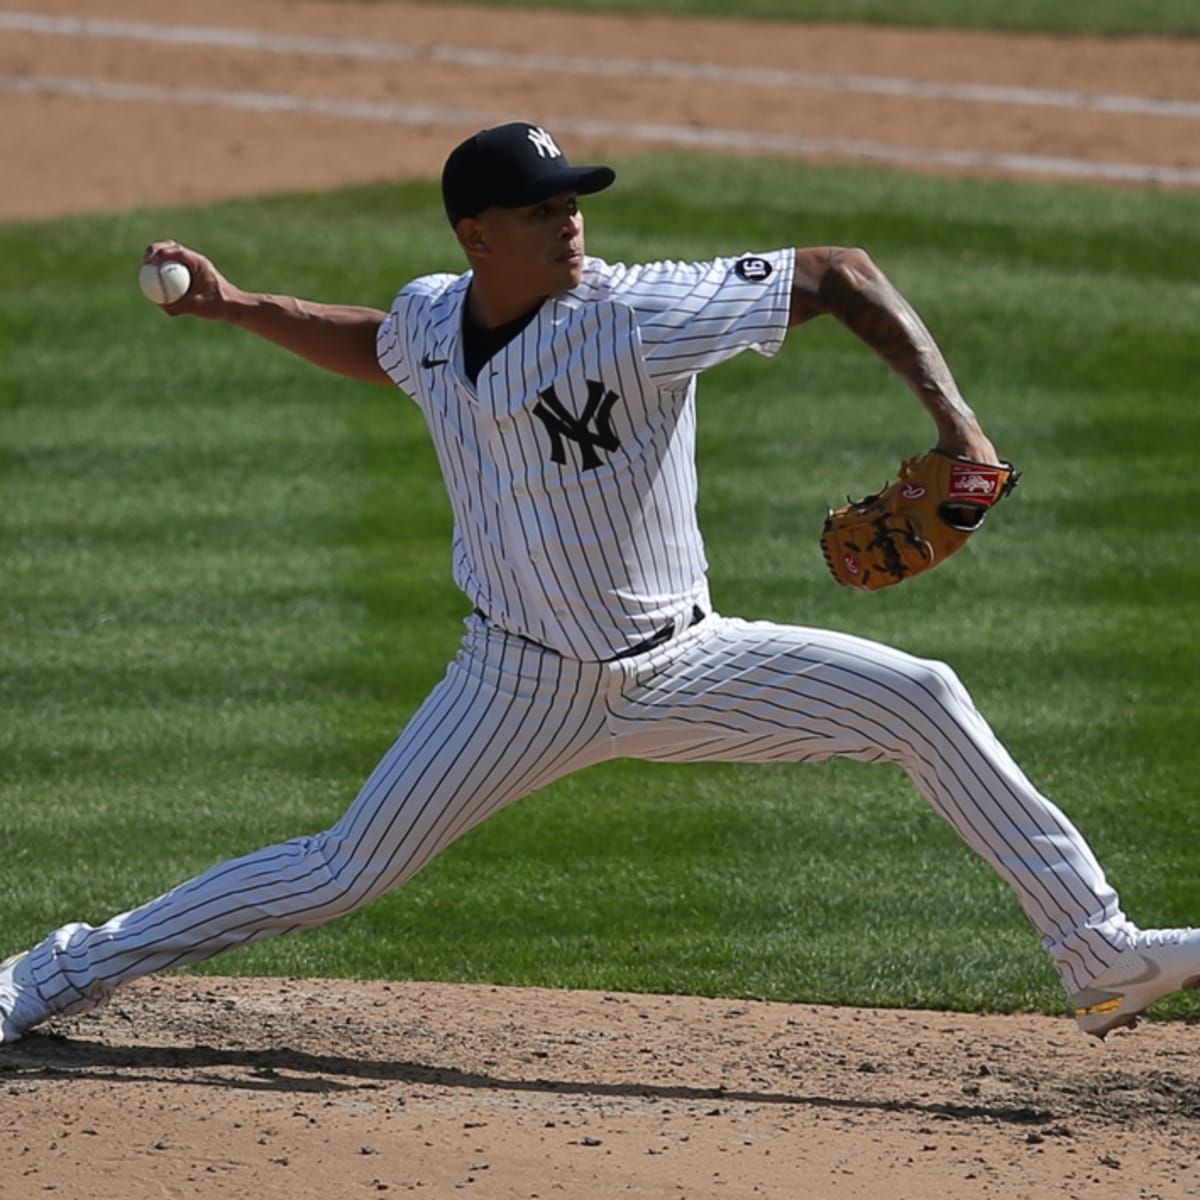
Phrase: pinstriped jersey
[{"left": 376, "top": 249, "right": 795, "bottom": 659}]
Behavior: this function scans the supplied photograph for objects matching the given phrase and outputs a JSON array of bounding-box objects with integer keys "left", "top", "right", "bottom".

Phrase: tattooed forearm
[{"left": 794, "top": 247, "right": 979, "bottom": 438}]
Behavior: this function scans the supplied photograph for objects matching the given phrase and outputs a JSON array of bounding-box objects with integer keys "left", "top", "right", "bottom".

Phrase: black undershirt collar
[{"left": 461, "top": 292, "right": 544, "bottom": 385}]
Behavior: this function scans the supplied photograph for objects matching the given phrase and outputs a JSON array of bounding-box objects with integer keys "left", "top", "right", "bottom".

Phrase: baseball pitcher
[{"left": 4, "top": 122, "right": 1197, "bottom": 1045}]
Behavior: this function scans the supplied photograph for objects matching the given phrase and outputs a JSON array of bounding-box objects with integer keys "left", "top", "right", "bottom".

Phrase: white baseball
[{"left": 138, "top": 260, "right": 192, "bottom": 306}]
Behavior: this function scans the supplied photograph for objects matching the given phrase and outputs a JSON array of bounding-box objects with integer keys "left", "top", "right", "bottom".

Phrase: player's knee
[
  {"left": 866, "top": 655, "right": 972, "bottom": 769},
  {"left": 287, "top": 831, "right": 394, "bottom": 921},
  {"left": 900, "top": 655, "right": 968, "bottom": 715}
]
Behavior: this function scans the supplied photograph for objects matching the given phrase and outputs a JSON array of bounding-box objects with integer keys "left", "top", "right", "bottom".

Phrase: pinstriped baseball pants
[{"left": 27, "top": 613, "right": 1134, "bottom": 1017}]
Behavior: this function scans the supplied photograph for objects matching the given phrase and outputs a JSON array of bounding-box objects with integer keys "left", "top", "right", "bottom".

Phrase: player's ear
[{"left": 455, "top": 217, "right": 490, "bottom": 259}]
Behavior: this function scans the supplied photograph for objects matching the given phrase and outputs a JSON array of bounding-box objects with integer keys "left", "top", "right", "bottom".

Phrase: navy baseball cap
[{"left": 441, "top": 122, "right": 616, "bottom": 226}]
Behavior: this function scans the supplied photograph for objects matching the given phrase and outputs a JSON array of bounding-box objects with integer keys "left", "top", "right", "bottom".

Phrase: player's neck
[
  {"left": 466, "top": 281, "right": 548, "bottom": 329},
  {"left": 465, "top": 285, "right": 547, "bottom": 328}
]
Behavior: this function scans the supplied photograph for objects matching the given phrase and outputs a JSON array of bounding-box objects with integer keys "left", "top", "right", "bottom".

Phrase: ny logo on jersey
[
  {"left": 527, "top": 126, "right": 563, "bottom": 159},
  {"left": 532, "top": 379, "right": 621, "bottom": 471}
]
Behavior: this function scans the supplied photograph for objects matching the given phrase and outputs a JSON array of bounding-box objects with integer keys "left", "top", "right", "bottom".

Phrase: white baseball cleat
[
  {"left": 1072, "top": 928, "right": 1200, "bottom": 1039},
  {"left": 1, "top": 952, "right": 49, "bottom": 1044}
]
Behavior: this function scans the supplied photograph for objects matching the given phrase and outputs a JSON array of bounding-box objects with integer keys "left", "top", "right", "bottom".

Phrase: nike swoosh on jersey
[{"left": 421, "top": 353, "right": 450, "bottom": 368}]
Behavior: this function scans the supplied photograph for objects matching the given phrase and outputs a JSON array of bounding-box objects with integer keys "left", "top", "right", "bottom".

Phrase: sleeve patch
[{"left": 733, "top": 257, "right": 773, "bottom": 283}]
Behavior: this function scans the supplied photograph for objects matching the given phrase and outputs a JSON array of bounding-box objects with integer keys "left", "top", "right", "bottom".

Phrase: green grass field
[
  {"left": 3, "top": 156, "right": 1198, "bottom": 1021},
  {"left": 351, "top": 0, "right": 1200, "bottom": 37}
]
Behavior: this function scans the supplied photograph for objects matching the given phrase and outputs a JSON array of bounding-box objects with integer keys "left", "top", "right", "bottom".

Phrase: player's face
[{"left": 478, "top": 192, "right": 586, "bottom": 293}]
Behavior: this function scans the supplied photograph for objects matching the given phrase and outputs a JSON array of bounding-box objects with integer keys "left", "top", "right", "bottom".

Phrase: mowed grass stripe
[
  {"left": 339, "top": 0, "right": 1200, "bottom": 37},
  {"left": 1, "top": 160, "right": 1197, "bottom": 1017}
]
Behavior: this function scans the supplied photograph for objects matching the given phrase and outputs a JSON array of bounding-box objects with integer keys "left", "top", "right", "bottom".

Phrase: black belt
[
  {"left": 473, "top": 604, "right": 705, "bottom": 661},
  {"left": 613, "top": 603, "right": 706, "bottom": 659}
]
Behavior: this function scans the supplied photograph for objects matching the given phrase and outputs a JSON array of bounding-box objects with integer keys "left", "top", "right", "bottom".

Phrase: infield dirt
[{"left": 3, "top": 3, "right": 1200, "bottom": 1197}]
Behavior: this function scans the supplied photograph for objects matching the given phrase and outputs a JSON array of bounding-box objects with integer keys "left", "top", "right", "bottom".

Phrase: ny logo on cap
[{"left": 527, "top": 126, "right": 563, "bottom": 159}]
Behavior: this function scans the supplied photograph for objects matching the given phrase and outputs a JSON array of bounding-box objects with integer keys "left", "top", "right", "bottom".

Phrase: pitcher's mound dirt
[{"left": 4, "top": 976, "right": 1200, "bottom": 1199}]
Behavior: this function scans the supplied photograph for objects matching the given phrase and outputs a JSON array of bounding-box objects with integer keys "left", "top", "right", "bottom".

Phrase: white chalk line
[
  {"left": 2, "top": 10, "right": 1199, "bottom": 121},
  {"left": 7, "top": 74, "right": 1200, "bottom": 187}
]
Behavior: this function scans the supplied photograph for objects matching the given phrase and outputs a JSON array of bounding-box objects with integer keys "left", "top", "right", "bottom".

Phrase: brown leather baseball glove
[{"left": 820, "top": 449, "right": 1019, "bottom": 591}]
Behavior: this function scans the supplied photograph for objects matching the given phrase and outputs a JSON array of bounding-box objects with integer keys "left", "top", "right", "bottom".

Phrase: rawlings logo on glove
[{"left": 820, "top": 449, "right": 1018, "bottom": 591}]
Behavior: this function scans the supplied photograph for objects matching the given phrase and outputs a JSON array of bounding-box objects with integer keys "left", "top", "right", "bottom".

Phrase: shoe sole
[{"left": 1077, "top": 971, "right": 1200, "bottom": 1039}]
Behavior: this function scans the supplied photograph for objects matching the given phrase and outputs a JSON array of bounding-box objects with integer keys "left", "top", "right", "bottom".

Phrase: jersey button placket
[{"left": 485, "top": 409, "right": 550, "bottom": 621}]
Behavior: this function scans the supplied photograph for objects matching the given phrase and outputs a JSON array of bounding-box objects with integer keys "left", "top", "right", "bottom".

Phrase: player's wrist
[{"left": 220, "top": 287, "right": 283, "bottom": 327}]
